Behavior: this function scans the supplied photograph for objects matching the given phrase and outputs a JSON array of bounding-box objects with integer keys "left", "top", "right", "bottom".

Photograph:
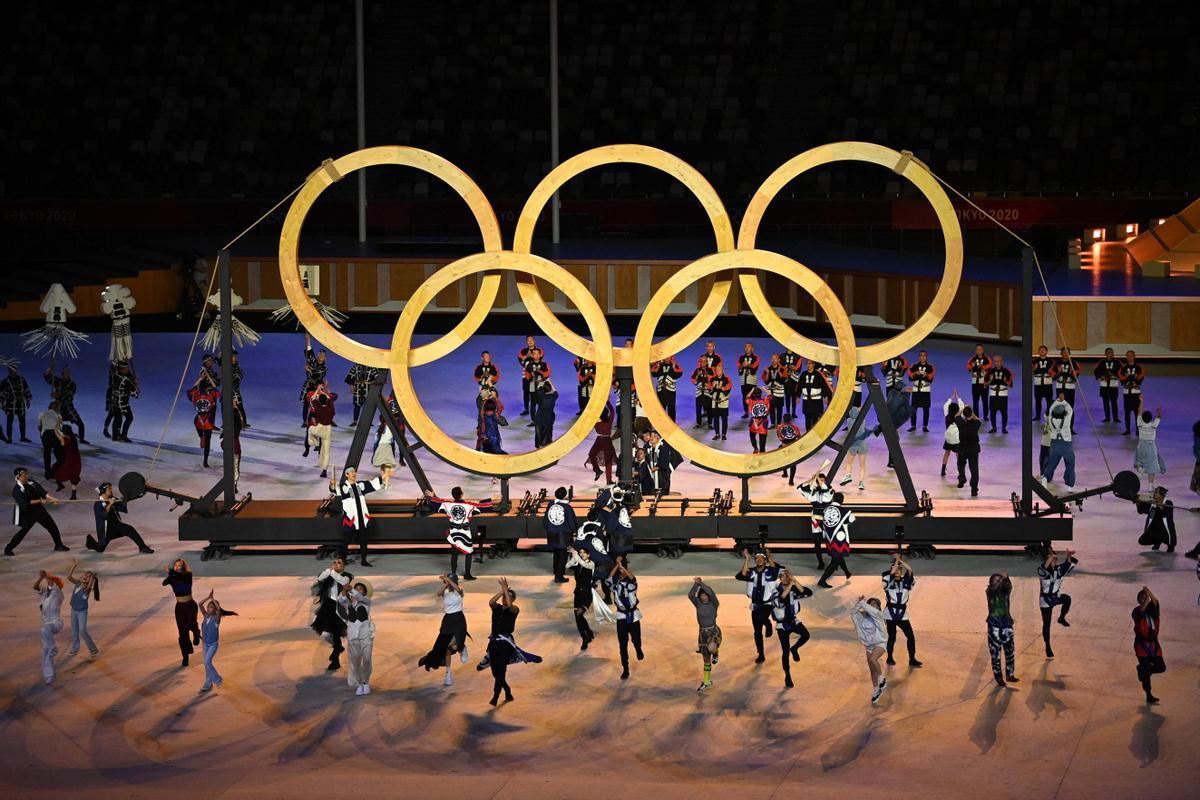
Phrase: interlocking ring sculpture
[{"left": 279, "top": 142, "right": 963, "bottom": 477}]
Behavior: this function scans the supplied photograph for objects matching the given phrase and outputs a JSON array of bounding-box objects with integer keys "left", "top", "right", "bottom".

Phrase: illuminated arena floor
[{"left": 0, "top": 332, "right": 1197, "bottom": 798}]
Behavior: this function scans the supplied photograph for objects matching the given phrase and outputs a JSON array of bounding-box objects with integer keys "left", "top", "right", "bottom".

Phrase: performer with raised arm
[
  {"left": 1037, "top": 547, "right": 1077, "bottom": 659},
  {"left": 336, "top": 577, "right": 375, "bottom": 695},
  {"left": 573, "top": 355, "right": 595, "bottom": 415},
  {"left": 197, "top": 589, "right": 237, "bottom": 693},
  {"left": 44, "top": 365, "right": 86, "bottom": 443},
  {"left": 653, "top": 356, "right": 683, "bottom": 421},
  {"left": 304, "top": 381, "right": 338, "bottom": 477},
  {"left": 300, "top": 333, "right": 327, "bottom": 426},
  {"left": 425, "top": 487, "right": 495, "bottom": 580},
  {"left": 906, "top": 351, "right": 936, "bottom": 432},
  {"left": 707, "top": 364, "right": 732, "bottom": 441},
  {"left": 565, "top": 546, "right": 598, "bottom": 650},
  {"left": 689, "top": 577, "right": 721, "bottom": 691},
  {"left": 851, "top": 595, "right": 889, "bottom": 703},
  {"left": 882, "top": 554, "right": 922, "bottom": 667},
  {"left": 34, "top": 568, "right": 65, "bottom": 685},
  {"left": 65, "top": 561, "right": 100, "bottom": 658},
  {"left": 6, "top": 466, "right": 66, "bottom": 556},
  {"left": 344, "top": 362, "right": 379, "bottom": 427},
  {"left": 966, "top": 344, "right": 993, "bottom": 420},
  {"left": 798, "top": 468, "right": 834, "bottom": 570},
  {"left": 88, "top": 481, "right": 153, "bottom": 553},
  {"left": 816, "top": 492, "right": 855, "bottom": 587},
  {"left": 610, "top": 555, "right": 643, "bottom": 680},
  {"left": 1093, "top": 347, "right": 1122, "bottom": 424},
  {"left": 584, "top": 401, "right": 617, "bottom": 483},
  {"left": 771, "top": 567, "right": 813, "bottom": 688},
  {"left": 187, "top": 378, "right": 220, "bottom": 469},
  {"left": 1132, "top": 586, "right": 1164, "bottom": 704},
  {"left": 762, "top": 353, "right": 788, "bottom": 428},
  {"left": 985, "top": 572, "right": 1018, "bottom": 687},
  {"left": 163, "top": 558, "right": 201, "bottom": 667},
  {"left": 1119, "top": 350, "right": 1145, "bottom": 436},
  {"left": 1051, "top": 348, "right": 1081, "bottom": 433},
  {"left": 986, "top": 355, "right": 1013, "bottom": 434},
  {"left": 418, "top": 573, "right": 471, "bottom": 686},
  {"left": 1031, "top": 345, "right": 1054, "bottom": 421},
  {"left": 331, "top": 465, "right": 393, "bottom": 567},
  {"left": 735, "top": 547, "right": 780, "bottom": 664},
  {"left": 477, "top": 577, "right": 541, "bottom": 705},
  {"left": 737, "top": 343, "right": 760, "bottom": 418},
  {"left": 311, "top": 557, "right": 352, "bottom": 671}
]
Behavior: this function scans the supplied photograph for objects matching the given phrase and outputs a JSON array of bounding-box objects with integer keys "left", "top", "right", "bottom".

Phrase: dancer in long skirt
[
  {"left": 476, "top": 577, "right": 541, "bottom": 706},
  {"left": 418, "top": 573, "right": 471, "bottom": 687},
  {"left": 163, "top": 558, "right": 201, "bottom": 667},
  {"left": 1134, "top": 401, "right": 1165, "bottom": 487},
  {"left": 689, "top": 577, "right": 721, "bottom": 692}
]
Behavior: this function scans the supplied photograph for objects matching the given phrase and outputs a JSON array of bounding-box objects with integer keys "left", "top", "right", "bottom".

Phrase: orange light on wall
[
  {"left": 1088, "top": 227, "right": 1105, "bottom": 242},
  {"left": 1125, "top": 223, "right": 1136, "bottom": 234}
]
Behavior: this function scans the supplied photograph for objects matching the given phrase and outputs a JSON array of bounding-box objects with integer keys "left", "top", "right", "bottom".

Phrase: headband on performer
[
  {"left": 14, "top": 467, "right": 26, "bottom": 477},
  {"left": 97, "top": 481, "right": 112, "bottom": 494}
]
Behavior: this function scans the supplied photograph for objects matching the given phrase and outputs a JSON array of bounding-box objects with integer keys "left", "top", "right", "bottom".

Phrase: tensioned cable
[
  {"left": 145, "top": 179, "right": 307, "bottom": 478},
  {"left": 921, "top": 163, "right": 1115, "bottom": 481}
]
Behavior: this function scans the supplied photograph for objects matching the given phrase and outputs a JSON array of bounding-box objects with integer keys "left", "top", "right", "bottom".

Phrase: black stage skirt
[{"left": 311, "top": 598, "right": 346, "bottom": 638}]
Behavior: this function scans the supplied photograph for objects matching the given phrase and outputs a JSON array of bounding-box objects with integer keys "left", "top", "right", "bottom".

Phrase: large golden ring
[
  {"left": 632, "top": 249, "right": 858, "bottom": 476},
  {"left": 389, "top": 251, "right": 615, "bottom": 477},
  {"left": 737, "top": 141, "right": 963, "bottom": 365},
  {"left": 279, "top": 146, "right": 504, "bottom": 369},
  {"left": 511, "top": 144, "right": 736, "bottom": 365}
]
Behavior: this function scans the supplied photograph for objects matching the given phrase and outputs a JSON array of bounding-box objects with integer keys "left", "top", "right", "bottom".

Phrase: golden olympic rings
[
  {"left": 633, "top": 250, "right": 857, "bottom": 476},
  {"left": 389, "top": 252, "right": 614, "bottom": 477},
  {"left": 279, "top": 146, "right": 504, "bottom": 369},
  {"left": 278, "top": 141, "right": 963, "bottom": 478},
  {"left": 512, "top": 144, "right": 736, "bottom": 365}
]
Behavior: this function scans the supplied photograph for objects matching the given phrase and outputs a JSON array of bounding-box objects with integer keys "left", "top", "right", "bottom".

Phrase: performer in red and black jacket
[
  {"left": 907, "top": 351, "right": 936, "bottom": 432},
  {"left": 747, "top": 387, "right": 771, "bottom": 453},
  {"left": 474, "top": 351, "right": 500, "bottom": 390},
  {"left": 187, "top": 383, "right": 220, "bottom": 468},
  {"left": 736, "top": 343, "right": 760, "bottom": 419},
  {"left": 776, "top": 414, "right": 802, "bottom": 485},
  {"left": 707, "top": 364, "right": 733, "bottom": 440},
  {"left": 517, "top": 336, "right": 539, "bottom": 416},
  {"left": 780, "top": 350, "right": 802, "bottom": 417},
  {"left": 653, "top": 356, "right": 683, "bottom": 421},
  {"left": 574, "top": 356, "right": 595, "bottom": 415},
  {"left": 762, "top": 354, "right": 788, "bottom": 427},
  {"left": 966, "top": 344, "right": 993, "bottom": 420}
]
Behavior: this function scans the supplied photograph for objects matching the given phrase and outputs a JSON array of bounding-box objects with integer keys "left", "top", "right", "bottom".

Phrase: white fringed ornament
[
  {"left": 101, "top": 283, "right": 137, "bottom": 363},
  {"left": 22, "top": 283, "right": 90, "bottom": 359},
  {"left": 270, "top": 300, "right": 347, "bottom": 329},
  {"left": 202, "top": 290, "right": 261, "bottom": 351}
]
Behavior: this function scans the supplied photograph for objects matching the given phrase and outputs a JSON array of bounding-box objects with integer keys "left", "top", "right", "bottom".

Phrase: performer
[
  {"left": 477, "top": 396, "right": 506, "bottom": 454},
  {"left": 523, "top": 347, "right": 551, "bottom": 424},
  {"left": 35, "top": 569, "right": 65, "bottom": 685},
  {"left": 941, "top": 392, "right": 962, "bottom": 477},
  {"left": 66, "top": 561, "right": 100, "bottom": 658},
  {"left": 736, "top": 343, "right": 760, "bottom": 417},
  {"left": 104, "top": 360, "right": 138, "bottom": 442},
  {"left": 533, "top": 379, "right": 558, "bottom": 448},
  {"left": 776, "top": 414, "right": 802, "bottom": 485},
  {"left": 699, "top": 340, "right": 722, "bottom": 372},
  {"left": 610, "top": 556, "right": 644, "bottom": 680},
  {"left": 850, "top": 366, "right": 867, "bottom": 409},
  {"left": 565, "top": 546, "right": 597, "bottom": 650},
  {"left": 1132, "top": 586, "right": 1164, "bottom": 704},
  {"left": 330, "top": 466, "right": 393, "bottom": 567},
  {"left": 344, "top": 362, "right": 379, "bottom": 427},
  {"left": 221, "top": 403, "right": 244, "bottom": 486},
  {"left": 707, "top": 364, "right": 732, "bottom": 440},
  {"left": 197, "top": 589, "right": 236, "bottom": 693},
  {"left": 88, "top": 481, "right": 153, "bottom": 553},
  {"left": 780, "top": 350, "right": 802, "bottom": 417},
  {"left": 689, "top": 577, "right": 721, "bottom": 692},
  {"left": 691, "top": 361, "right": 713, "bottom": 430},
  {"left": 299, "top": 334, "right": 328, "bottom": 426},
  {"left": 882, "top": 554, "right": 921, "bottom": 667},
  {"left": 747, "top": 386, "right": 770, "bottom": 453},
  {"left": 1031, "top": 345, "right": 1054, "bottom": 421},
  {"left": 195, "top": 354, "right": 220, "bottom": 428},
  {"left": 954, "top": 407, "right": 982, "bottom": 497},
  {"left": 1093, "top": 347, "right": 1122, "bottom": 424},
  {"left": 735, "top": 548, "right": 780, "bottom": 663},
  {"left": 474, "top": 349, "right": 501, "bottom": 394},
  {"left": 796, "top": 361, "right": 831, "bottom": 432},
  {"left": 6, "top": 467, "right": 66, "bottom": 555},
  {"left": 336, "top": 578, "right": 374, "bottom": 695},
  {"left": 798, "top": 470, "right": 834, "bottom": 569},
  {"left": 44, "top": 365, "right": 86, "bottom": 442},
  {"left": 1138, "top": 486, "right": 1176, "bottom": 552},
  {"left": 418, "top": 573, "right": 470, "bottom": 687},
  {"left": 584, "top": 401, "right": 617, "bottom": 482},
  {"left": 1134, "top": 401, "right": 1164, "bottom": 488},
  {"left": 517, "top": 335, "right": 539, "bottom": 416},
  {"left": 985, "top": 572, "right": 1018, "bottom": 686},
  {"left": 304, "top": 382, "right": 338, "bottom": 477},
  {"left": 771, "top": 568, "right": 812, "bottom": 688},
  {"left": 850, "top": 596, "right": 889, "bottom": 703},
  {"left": 1119, "top": 350, "right": 1145, "bottom": 435},
  {"left": 881, "top": 353, "right": 909, "bottom": 394},
  {"left": 543, "top": 486, "right": 577, "bottom": 583},
  {"left": 215, "top": 350, "right": 247, "bottom": 428},
  {"left": 0, "top": 362, "right": 33, "bottom": 443},
  {"left": 762, "top": 353, "right": 788, "bottom": 428},
  {"left": 51, "top": 423, "right": 81, "bottom": 499},
  {"left": 573, "top": 355, "right": 594, "bottom": 415},
  {"left": 632, "top": 448, "right": 654, "bottom": 496},
  {"left": 653, "top": 356, "right": 682, "bottom": 421},
  {"left": 1040, "top": 393, "right": 1076, "bottom": 490},
  {"left": 187, "top": 382, "right": 220, "bottom": 469},
  {"left": 815, "top": 362, "right": 838, "bottom": 400},
  {"left": 163, "top": 558, "right": 201, "bottom": 667},
  {"left": 1051, "top": 348, "right": 1081, "bottom": 433},
  {"left": 426, "top": 487, "right": 494, "bottom": 580},
  {"left": 646, "top": 430, "right": 681, "bottom": 495},
  {"left": 311, "top": 558, "right": 352, "bottom": 670},
  {"left": 838, "top": 406, "right": 874, "bottom": 491},
  {"left": 37, "top": 401, "right": 63, "bottom": 479},
  {"left": 1037, "top": 547, "right": 1076, "bottom": 658},
  {"left": 985, "top": 355, "right": 1013, "bottom": 434},
  {"left": 906, "top": 351, "right": 936, "bottom": 432},
  {"left": 817, "top": 492, "right": 855, "bottom": 587},
  {"left": 477, "top": 577, "right": 541, "bottom": 705},
  {"left": 966, "top": 344, "right": 992, "bottom": 420}
]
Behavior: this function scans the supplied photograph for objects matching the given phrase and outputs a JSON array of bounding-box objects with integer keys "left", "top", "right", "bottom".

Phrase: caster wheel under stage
[{"left": 202, "top": 545, "right": 231, "bottom": 561}]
